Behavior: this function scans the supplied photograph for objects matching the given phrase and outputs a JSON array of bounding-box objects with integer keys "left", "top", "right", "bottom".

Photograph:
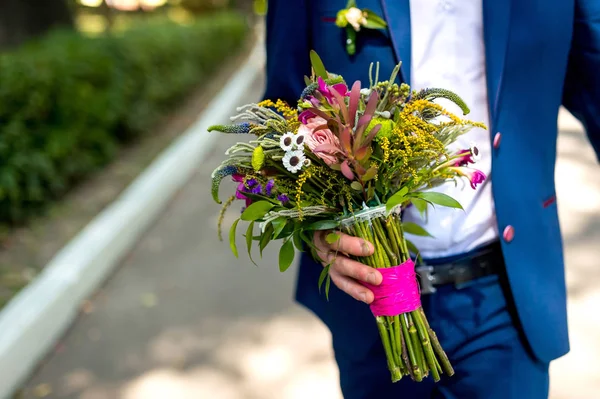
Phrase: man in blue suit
[{"left": 264, "top": 1, "right": 599, "bottom": 397}]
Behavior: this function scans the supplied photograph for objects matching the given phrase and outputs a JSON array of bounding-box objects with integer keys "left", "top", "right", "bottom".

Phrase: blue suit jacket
[{"left": 264, "top": 0, "right": 600, "bottom": 363}]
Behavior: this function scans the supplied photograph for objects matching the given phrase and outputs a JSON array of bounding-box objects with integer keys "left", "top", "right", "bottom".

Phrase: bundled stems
[{"left": 342, "top": 211, "right": 454, "bottom": 382}]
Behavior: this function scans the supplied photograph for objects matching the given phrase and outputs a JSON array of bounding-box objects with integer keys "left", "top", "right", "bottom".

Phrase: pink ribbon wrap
[{"left": 361, "top": 259, "right": 421, "bottom": 317}]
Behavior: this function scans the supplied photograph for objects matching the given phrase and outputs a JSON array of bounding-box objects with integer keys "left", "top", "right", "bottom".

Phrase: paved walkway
[{"left": 22, "top": 86, "right": 599, "bottom": 397}]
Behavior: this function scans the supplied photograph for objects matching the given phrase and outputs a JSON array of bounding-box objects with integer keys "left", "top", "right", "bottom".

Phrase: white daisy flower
[
  {"left": 282, "top": 150, "right": 306, "bottom": 173},
  {"left": 294, "top": 133, "right": 306, "bottom": 148},
  {"left": 280, "top": 132, "right": 295, "bottom": 151}
]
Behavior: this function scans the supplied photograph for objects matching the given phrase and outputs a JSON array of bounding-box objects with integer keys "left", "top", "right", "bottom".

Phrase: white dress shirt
[{"left": 403, "top": 0, "right": 499, "bottom": 258}]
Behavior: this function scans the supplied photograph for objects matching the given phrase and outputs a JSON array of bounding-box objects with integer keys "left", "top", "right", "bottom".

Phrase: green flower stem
[
  {"left": 388, "top": 216, "right": 408, "bottom": 262},
  {"left": 393, "top": 315, "right": 403, "bottom": 367},
  {"left": 407, "top": 314, "right": 426, "bottom": 378},
  {"left": 342, "top": 212, "right": 455, "bottom": 383},
  {"left": 399, "top": 321, "right": 413, "bottom": 379},
  {"left": 401, "top": 313, "right": 422, "bottom": 381},
  {"left": 412, "top": 310, "right": 440, "bottom": 381},
  {"left": 387, "top": 318, "right": 402, "bottom": 367},
  {"left": 384, "top": 217, "right": 402, "bottom": 260},
  {"left": 418, "top": 307, "right": 455, "bottom": 376},
  {"left": 373, "top": 218, "right": 398, "bottom": 265},
  {"left": 377, "top": 316, "right": 402, "bottom": 382},
  {"left": 434, "top": 350, "right": 442, "bottom": 375},
  {"left": 394, "top": 218, "right": 411, "bottom": 261}
]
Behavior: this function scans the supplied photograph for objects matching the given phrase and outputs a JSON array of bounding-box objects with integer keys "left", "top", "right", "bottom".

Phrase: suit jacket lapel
[
  {"left": 483, "top": 0, "right": 512, "bottom": 127},
  {"left": 380, "top": 0, "right": 411, "bottom": 84}
]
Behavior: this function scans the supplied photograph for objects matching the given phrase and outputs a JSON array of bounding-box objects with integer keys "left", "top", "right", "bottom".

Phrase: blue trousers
[{"left": 296, "top": 253, "right": 550, "bottom": 399}]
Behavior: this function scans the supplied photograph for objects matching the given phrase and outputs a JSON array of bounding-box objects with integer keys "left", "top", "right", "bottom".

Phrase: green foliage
[
  {"left": 240, "top": 201, "right": 274, "bottom": 221},
  {"left": 0, "top": 12, "right": 248, "bottom": 226},
  {"left": 409, "top": 192, "right": 463, "bottom": 210},
  {"left": 229, "top": 218, "right": 240, "bottom": 258},
  {"left": 279, "top": 238, "right": 295, "bottom": 272}
]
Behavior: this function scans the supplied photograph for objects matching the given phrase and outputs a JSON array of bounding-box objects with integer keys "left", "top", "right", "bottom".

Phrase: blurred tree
[{"left": 0, "top": 0, "right": 74, "bottom": 49}]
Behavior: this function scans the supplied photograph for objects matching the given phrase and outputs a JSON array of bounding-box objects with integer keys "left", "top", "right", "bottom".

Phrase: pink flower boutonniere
[{"left": 336, "top": 0, "right": 388, "bottom": 55}]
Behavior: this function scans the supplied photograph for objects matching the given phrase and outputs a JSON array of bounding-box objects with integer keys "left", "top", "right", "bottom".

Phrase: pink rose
[{"left": 300, "top": 116, "right": 343, "bottom": 166}]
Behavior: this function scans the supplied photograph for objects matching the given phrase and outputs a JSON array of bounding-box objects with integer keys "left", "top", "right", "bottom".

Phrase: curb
[{"left": 0, "top": 38, "right": 265, "bottom": 398}]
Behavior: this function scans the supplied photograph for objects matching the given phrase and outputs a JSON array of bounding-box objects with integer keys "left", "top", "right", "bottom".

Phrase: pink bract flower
[
  {"left": 453, "top": 144, "right": 481, "bottom": 166},
  {"left": 300, "top": 116, "right": 343, "bottom": 166},
  {"left": 317, "top": 77, "right": 349, "bottom": 105},
  {"left": 448, "top": 167, "right": 487, "bottom": 189}
]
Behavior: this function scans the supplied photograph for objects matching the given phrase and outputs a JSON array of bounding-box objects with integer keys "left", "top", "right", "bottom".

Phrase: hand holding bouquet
[{"left": 210, "top": 52, "right": 486, "bottom": 382}]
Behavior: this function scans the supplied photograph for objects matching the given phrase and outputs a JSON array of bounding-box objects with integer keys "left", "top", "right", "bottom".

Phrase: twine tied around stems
[{"left": 361, "top": 259, "right": 421, "bottom": 316}]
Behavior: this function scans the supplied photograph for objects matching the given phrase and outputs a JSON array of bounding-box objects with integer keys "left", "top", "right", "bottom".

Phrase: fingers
[
  {"left": 312, "top": 230, "right": 382, "bottom": 304},
  {"left": 330, "top": 268, "right": 375, "bottom": 303},
  {"left": 330, "top": 231, "right": 375, "bottom": 257},
  {"left": 330, "top": 255, "right": 382, "bottom": 286},
  {"left": 313, "top": 230, "right": 374, "bottom": 260}
]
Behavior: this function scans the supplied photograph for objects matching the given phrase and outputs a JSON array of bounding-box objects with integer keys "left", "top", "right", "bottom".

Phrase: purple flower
[
  {"left": 265, "top": 179, "right": 275, "bottom": 196},
  {"left": 448, "top": 167, "right": 487, "bottom": 189},
  {"left": 251, "top": 184, "right": 263, "bottom": 195},
  {"left": 277, "top": 194, "right": 290, "bottom": 204},
  {"left": 231, "top": 174, "right": 252, "bottom": 206}
]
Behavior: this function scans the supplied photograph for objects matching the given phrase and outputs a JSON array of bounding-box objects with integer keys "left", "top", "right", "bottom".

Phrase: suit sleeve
[
  {"left": 562, "top": 0, "right": 600, "bottom": 161},
  {"left": 263, "top": 0, "right": 312, "bottom": 105}
]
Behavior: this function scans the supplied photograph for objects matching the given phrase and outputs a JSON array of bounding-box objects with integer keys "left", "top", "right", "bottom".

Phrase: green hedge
[{"left": 0, "top": 12, "right": 248, "bottom": 226}]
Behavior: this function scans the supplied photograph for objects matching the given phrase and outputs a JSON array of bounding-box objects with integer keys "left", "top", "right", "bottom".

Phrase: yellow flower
[{"left": 252, "top": 146, "right": 265, "bottom": 171}]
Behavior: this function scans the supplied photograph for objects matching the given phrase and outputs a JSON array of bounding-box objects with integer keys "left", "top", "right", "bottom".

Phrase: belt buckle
[{"left": 415, "top": 265, "right": 437, "bottom": 295}]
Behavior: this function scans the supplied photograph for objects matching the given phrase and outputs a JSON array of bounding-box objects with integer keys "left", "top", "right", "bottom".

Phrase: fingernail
[
  {"left": 362, "top": 240, "right": 373, "bottom": 255},
  {"left": 367, "top": 272, "right": 376, "bottom": 284},
  {"left": 360, "top": 292, "right": 368, "bottom": 303}
]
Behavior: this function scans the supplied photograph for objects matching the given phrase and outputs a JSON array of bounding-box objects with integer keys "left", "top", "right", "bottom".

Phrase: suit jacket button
[
  {"left": 493, "top": 132, "right": 502, "bottom": 149},
  {"left": 503, "top": 225, "right": 515, "bottom": 242}
]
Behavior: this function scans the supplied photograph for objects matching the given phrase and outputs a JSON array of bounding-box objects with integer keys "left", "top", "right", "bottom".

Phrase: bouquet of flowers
[{"left": 210, "top": 51, "right": 486, "bottom": 382}]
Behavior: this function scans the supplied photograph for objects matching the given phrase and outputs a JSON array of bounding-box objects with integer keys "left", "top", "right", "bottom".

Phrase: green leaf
[
  {"left": 293, "top": 230, "right": 304, "bottom": 252},
  {"left": 325, "top": 272, "right": 332, "bottom": 300},
  {"left": 411, "top": 198, "right": 428, "bottom": 216},
  {"left": 350, "top": 181, "right": 363, "bottom": 191},
  {"left": 241, "top": 201, "right": 274, "bottom": 221},
  {"left": 363, "top": 9, "right": 388, "bottom": 29},
  {"left": 325, "top": 232, "right": 341, "bottom": 244},
  {"left": 386, "top": 186, "right": 409, "bottom": 212},
  {"left": 300, "top": 230, "right": 319, "bottom": 252},
  {"left": 246, "top": 221, "right": 258, "bottom": 266},
  {"left": 259, "top": 223, "right": 273, "bottom": 257},
  {"left": 362, "top": 166, "right": 378, "bottom": 181},
  {"left": 318, "top": 265, "right": 330, "bottom": 292},
  {"left": 411, "top": 192, "right": 463, "bottom": 210},
  {"left": 272, "top": 217, "right": 288, "bottom": 238},
  {"left": 279, "top": 239, "right": 295, "bottom": 272},
  {"left": 237, "top": 191, "right": 278, "bottom": 205},
  {"left": 402, "top": 222, "right": 433, "bottom": 237},
  {"left": 229, "top": 219, "right": 240, "bottom": 258},
  {"left": 307, "top": 219, "right": 340, "bottom": 231},
  {"left": 310, "top": 50, "right": 328, "bottom": 79}
]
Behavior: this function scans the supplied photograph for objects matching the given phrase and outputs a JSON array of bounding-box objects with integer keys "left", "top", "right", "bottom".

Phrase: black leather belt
[{"left": 416, "top": 241, "right": 503, "bottom": 294}]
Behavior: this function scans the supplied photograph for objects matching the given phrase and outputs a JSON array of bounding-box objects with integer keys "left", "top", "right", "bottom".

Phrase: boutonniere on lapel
[{"left": 335, "top": 0, "right": 387, "bottom": 55}]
